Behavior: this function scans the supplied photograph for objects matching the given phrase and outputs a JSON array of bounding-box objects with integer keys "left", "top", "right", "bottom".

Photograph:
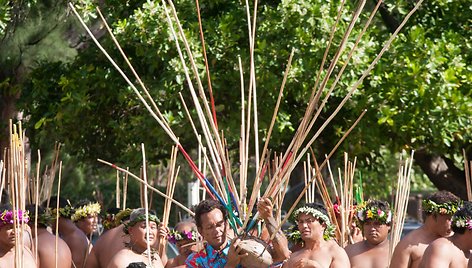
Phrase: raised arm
[{"left": 257, "top": 198, "right": 291, "bottom": 262}]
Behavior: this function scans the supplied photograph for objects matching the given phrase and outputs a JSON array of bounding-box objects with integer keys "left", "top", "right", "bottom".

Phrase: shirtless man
[
  {"left": 420, "top": 201, "right": 472, "bottom": 268},
  {"left": 390, "top": 190, "right": 461, "bottom": 268},
  {"left": 0, "top": 207, "right": 37, "bottom": 267},
  {"left": 107, "top": 208, "right": 164, "bottom": 268},
  {"left": 163, "top": 220, "right": 201, "bottom": 267},
  {"left": 47, "top": 196, "right": 91, "bottom": 268},
  {"left": 345, "top": 200, "right": 392, "bottom": 268},
  {"left": 284, "top": 203, "right": 350, "bottom": 268},
  {"left": 27, "top": 205, "right": 72, "bottom": 268},
  {"left": 86, "top": 208, "right": 133, "bottom": 268},
  {"left": 73, "top": 200, "right": 101, "bottom": 238}
]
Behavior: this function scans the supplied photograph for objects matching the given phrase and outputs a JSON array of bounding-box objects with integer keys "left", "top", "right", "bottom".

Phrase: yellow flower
[{"left": 367, "top": 210, "right": 374, "bottom": 219}]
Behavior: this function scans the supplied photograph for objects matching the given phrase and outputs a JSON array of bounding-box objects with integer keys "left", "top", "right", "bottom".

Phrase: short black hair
[
  {"left": 426, "top": 191, "right": 460, "bottom": 205},
  {"left": 194, "top": 199, "right": 227, "bottom": 228},
  {"left": 424, "top": 191, "right": 460, "bottom": 217},
  {"left": 44, "top": 196, "right": 71, "bottom": 209},
  {"left": 25, "top": 204, "right": 49, "bottom": 228},
  {"left": 451, "top": 201, "right": 472, "bottom": 234}
]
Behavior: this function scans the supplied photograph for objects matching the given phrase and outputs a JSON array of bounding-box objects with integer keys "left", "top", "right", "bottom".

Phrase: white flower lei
[
  {"left": 293, "top": 207, "right": 332, "bottom": 225},
  {"left": 293, "top": 206, "right": 335, "bottom": 240},
  {"left": 452, "top": 216, "right": 472, "bottom": 230}
]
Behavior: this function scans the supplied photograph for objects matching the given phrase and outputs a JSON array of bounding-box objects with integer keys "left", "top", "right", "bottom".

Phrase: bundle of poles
[
  {"left": 69, "top": 0, "right": 423, "bottom": 240},
  {"left": 463, "top": 149, "right": 472, "bottom": 202},
  {"left": 1, "top": 121, "right": 69, "bottom": 268}
]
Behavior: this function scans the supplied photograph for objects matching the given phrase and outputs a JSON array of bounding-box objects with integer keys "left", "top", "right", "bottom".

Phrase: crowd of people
[{"left": 0, "top": 190, "right": 471, "bottom": 267}]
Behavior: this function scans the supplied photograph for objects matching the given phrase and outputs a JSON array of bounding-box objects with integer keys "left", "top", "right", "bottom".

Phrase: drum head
[{"left": 238, "top": 237, "right": 274, "bottom": 268}]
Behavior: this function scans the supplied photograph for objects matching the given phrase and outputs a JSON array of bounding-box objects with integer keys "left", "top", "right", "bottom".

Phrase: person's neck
[
  {"left": 129, "top": 243, "right": 147, "bottom": 254},
  {"left": 422, "top": 218, "right": 444, "bottom": 238},
  {"left": 303, "top": 237, "right": 323, "bottom": 250},
  {"left": 366, "top": 237, "right": 389, "bottom": 248},
  {"left": 0, "top": 243, "right": 14, "bottom": 256},
  {"left": 210, "top": 239, "right": 228, "bottom": 251},
  {"left": 449, "top": 233, "right": 472, "bottom": 252},
  {"left": 58, "top": 218, "right": 78, "bottom": 235}
]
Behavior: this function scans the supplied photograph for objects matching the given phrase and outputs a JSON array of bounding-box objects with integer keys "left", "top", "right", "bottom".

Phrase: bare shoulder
[
  {"left": 107, "top": 249, "right": 130, "bottom": 268},
  {"left": 420, "top": 238, "right": 456, "bottom": 268},
  {"left": 327, "top": 241, "right": 350, "bottom": 267},
  {"left": 425, "top": 237, "right": 456, "bottom": 254},
  {"left": 344, "top": 241, "right": 365, "bottom": 257}
]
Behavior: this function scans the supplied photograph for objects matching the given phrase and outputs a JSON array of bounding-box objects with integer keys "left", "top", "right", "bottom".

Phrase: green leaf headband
[
  {"left": 71, "top": 202, "right": 101, "bottom": 222},
  {"left": 422, "top": 200, "right": 461, "bottom": 215},
  {"left": 293, "top": 206, "right": 335, "bottom": 240},
  {"left": 28, "top": 208, "right": 54, "bottom": 227},
  {"left": 355, "top": 203, "right": 392, "bottom": 224},
  {"left": 51, "top": 205, "right": 74, "bottom": 219},
  {"left": 123, "top": 214, "right": 160, "bottom": 234}
]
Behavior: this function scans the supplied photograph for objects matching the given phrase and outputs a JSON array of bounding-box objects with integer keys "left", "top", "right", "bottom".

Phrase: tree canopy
[{"left": 1, "top": 0, "right": 471, "bottom": 206}]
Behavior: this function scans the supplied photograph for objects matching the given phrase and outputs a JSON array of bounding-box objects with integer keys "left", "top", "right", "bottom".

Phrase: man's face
[
  {"left": 297, "top": 213, "right": 325, "bottom": 241},
  {"left": 0, "top": 225, "right": 16, "bottom": 247},
  {"left": 76, "top": 214, "right": 98, "bottom": 236},
  {"left": 433, "top": 214, "right": 453, "bottom": 237},
  {"left": 129, "top": 220, "right": 158, "bottom": 249},
  {"left": 197, "top": 209, "right": 227, "bottom": 250},
  {"left": 363, "top": 220, "right": 390, "bottom": 245}
]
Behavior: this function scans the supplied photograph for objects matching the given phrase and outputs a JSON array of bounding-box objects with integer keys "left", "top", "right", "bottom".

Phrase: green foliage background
[{"left": 0, "top": 0, "right": 470, "bottom": 221}]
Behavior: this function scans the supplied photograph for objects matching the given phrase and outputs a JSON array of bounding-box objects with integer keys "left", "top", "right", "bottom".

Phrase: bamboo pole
[
  {"left": 463, "top": 149, "right": 472, "bottom": 201},
  {"left": 55, "top": 161, "right": 63, "bottom": 268},
  {"left": 34, "top": 150, "right": 41, "bottom": 263},
  {"left": 141, "top": 144, "right": 153, "bottom": 267},
  {"left": 123, "top": 167, "right": 129, "bottom": 209},
  {"left": 98, "top": 159, "right": 194, "bottom": 216},
  {"left": 116, "top": 170, "right": 120, "bottom": 208},
  {"left": 389, "top": 151, "right": 414, "bottom": 263}
]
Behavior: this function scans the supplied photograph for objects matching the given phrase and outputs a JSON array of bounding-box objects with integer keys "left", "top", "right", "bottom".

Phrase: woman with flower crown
[
  {"left": 161, "top": 220, "right": 201, "bottom": 267},
  {"left": 0, "top": 205, "right": 37, "bottom": 268},
  {"left": 345, "top": 200, "right": 392, "bottom": 268},
  {"left": 283, "top": 203, "right": 350, "bottom": 268},
  {"left": 107, "top": 208, "right": 164, "bottom": 268},
  {"left": 419, "top": 201, "right": 472, "bottom": 268},
  {"left": 390, "top": 191, "right": 461, "bottom": 268}
]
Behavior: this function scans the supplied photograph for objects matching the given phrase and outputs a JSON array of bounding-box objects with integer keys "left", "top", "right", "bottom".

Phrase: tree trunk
[{"left": 414, "top": 150, "right": 467, "bottom": 200}]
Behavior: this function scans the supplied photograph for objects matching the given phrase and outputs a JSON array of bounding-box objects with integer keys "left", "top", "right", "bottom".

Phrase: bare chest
[
  {"left": 350, "top": 247, "right": 389, "bottom": 268},
  {"left": 287, "top": 248, "right": 333, "bottom": 267}
]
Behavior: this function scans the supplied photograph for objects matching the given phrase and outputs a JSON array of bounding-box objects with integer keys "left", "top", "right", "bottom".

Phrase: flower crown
[
  {"left": 28, "top": 208, "right": 54, "bottom": 227},
  {"left": 168, "top": 229, "right": 199, "bottom": 244},
  {"left": 422, "top": 200, "right": 461, "bottom": 215},
  {"left": 71, "top": 203, "right": 101, "bottom": 222},
  {"left": 0, "top": 209, "right": 29, "bottom": 227},
  {"left": 451, "top": 215, "right": 472, "bottom": 230},
  {"left": 115, "top": 208, "right": 133, "bottom": 226},
  {"left": 50, "top": 205, "right": 74, "bottom": 219},
  {"left": 123, "top": 214, "right": 160, "bottom": 234},
  {"left": 102, "top": 214, "right": 116, "bottom": 230},
  {"left": 293, "top": 206, "right": 335, "bottom": 240},
  {"left": 355, "top": 202, "right": 392, "bottom": 224}
]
